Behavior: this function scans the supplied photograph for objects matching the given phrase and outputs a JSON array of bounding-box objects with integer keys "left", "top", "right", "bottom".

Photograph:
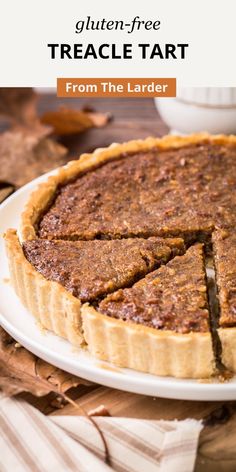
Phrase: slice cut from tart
[
  {"left": 82, "top": 244, "right": 215, "bottom": 378},
  {"left": 212, "top": 230, "right": 236, "bottom": 372},
  {"left": 5, "top": 229, "right": 184, "bottom": 345},
  {"left": 22, "top": 236, "right": 184, "bottom": 301}
]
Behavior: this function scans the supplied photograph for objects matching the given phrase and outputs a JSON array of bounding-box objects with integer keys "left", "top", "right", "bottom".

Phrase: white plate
[{"left": 1, "top": 173, "right": 236, "bottom": 401}]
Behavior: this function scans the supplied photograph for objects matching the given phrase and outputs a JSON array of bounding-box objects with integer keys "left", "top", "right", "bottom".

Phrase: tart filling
[
  {"left": 38, "top": 141, "right": 236, "bottom": 241},
  {"left": 98, "top": 244, "right": 209, "bottom": 333},
  {"left": 23, "top": 237, "right": 184, "bottom": 302},
  {"left": 212, "top": 230, "right": 236, "bottom": 327},
  {"left": 212, "top": 230, "right": 236, "bottom": 374}
]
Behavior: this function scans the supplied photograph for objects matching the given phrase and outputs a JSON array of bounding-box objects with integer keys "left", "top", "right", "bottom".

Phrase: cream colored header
[{"left": 1, "top": 0, "right": 236, "bottom": 86}]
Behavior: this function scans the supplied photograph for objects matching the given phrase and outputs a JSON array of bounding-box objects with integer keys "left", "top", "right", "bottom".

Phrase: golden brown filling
[
  {"left": 23, "top": 237, "right": 184, "bottom": 302},
  {"left": 38, "top": 143, "right": 236, "bottom": 241},
  {"left": 99, "top": 244, "right": 210, "bottom": 333},
  {"left": 213, "top": 230, "right": 236, "bottom": 327}
]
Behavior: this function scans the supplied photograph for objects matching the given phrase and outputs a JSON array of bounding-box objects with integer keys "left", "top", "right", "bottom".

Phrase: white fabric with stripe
[{"left": 0, "top": 395, "right": 202, "bottom": 472}]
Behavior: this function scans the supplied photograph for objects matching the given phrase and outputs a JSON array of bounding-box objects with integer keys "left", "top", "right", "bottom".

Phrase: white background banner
[{"left": 1, "top": 0, "right": 235, "bottom": 87}]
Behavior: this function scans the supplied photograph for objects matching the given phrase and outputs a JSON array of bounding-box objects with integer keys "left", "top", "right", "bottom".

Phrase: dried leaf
[
  {"left": 0, "top": 88, "right": 38, "bottom": 126},
  {"left": 0, "top": 128, "right": 67, "bottom": 188},
  {"left": 0, "top": 327, "right": 92, "bottom": 397},
  {"left": 41, "top": 106, "right": 110, "bottom": 136}
]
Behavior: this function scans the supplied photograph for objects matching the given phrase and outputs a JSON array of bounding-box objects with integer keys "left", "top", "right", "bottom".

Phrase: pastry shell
[
  {"left": 218, "top": 328, "right": 236, "bottom": 373},
  {"left": 81, "top": 305, "right": 214, "bottom": 378},
  {"left": 5, "top": 229, "right": 83, "bottom": 345}
]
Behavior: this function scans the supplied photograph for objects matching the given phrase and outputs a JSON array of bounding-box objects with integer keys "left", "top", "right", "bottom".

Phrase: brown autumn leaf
[
  {"left": 0, "top": 128, "right": 68, "bottom": 188},
  {"left": 0, "top": 327, "right": 92, "bottom": 397},
  {"left": 0, "top": 88, "right": 39, "bottom": 126},
  {"left": 41, "top": 106, "right": 111, "bottom": 136}
]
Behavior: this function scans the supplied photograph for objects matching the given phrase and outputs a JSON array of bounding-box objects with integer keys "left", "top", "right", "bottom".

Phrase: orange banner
[{"left": 57, "top": 78, "right": 176, "bottom": 98}]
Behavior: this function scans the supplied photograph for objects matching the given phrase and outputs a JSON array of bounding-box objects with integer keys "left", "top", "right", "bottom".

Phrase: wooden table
[
  {"left": 37, "top": 94, "right": 169, "bottom": 155},
  {"left": 2, "top": 94, "right": 236, "bottom": 472}
]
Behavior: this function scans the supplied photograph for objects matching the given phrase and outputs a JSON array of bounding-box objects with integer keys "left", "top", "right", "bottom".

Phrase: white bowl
[{"left": 155, "top": 88, "right": 236, "bottom": 135}]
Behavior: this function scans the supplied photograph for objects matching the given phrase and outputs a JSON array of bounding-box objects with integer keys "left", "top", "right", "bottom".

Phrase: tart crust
[
  {"left": 5, "top": 229, "right": 83, "bottom": 345},
  {"left": 81, "top": 305, "right": 214, "bottom": 378},
  {"left": 218, "top": 328, "right": 236, "bottom": 372}
]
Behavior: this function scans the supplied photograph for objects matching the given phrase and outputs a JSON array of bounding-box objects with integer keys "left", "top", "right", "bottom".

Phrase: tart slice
[
  {"left": 82, "top": 244, "right": 214, "bottom": 378},
  {"left": 212, "top": 230, "right": 236, "bottom": 372},
  {"left": 5, "top": 229, "right": 184, "bottom": 345},
  {"left": 22, "top": 236, "right": 184, "bottom": 301}
]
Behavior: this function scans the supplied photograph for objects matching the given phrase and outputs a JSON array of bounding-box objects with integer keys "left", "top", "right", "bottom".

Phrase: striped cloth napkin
[{"left": 0, "top": 395, "right": 203, "bottom": 472}]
